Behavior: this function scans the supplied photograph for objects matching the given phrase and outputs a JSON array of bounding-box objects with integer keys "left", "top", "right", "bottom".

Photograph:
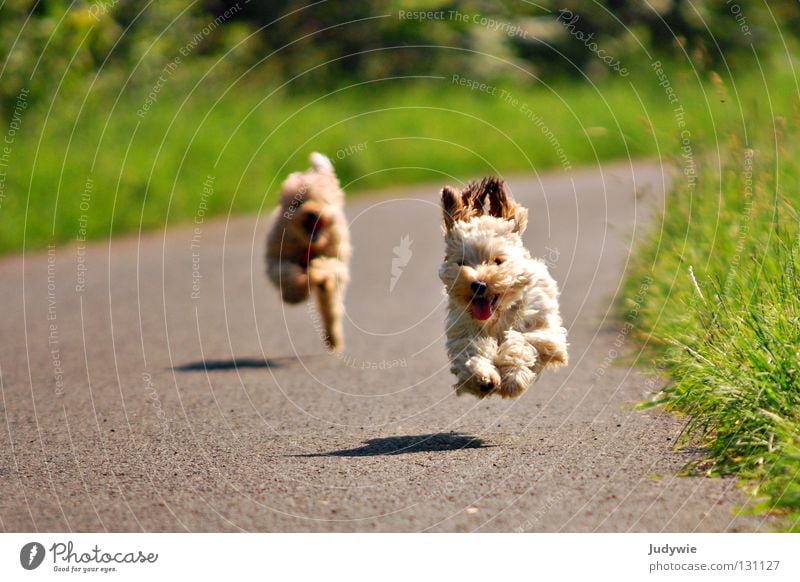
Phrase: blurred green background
[{"left": 1, "top": 0, "right": 798, "bottom": 252}]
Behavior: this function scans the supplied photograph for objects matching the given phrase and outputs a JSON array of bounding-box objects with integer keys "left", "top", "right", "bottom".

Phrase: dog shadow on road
[
  {"left": 296, "top": 432, "right": 492, "bottom": 457},
  {"left": 172, "top": 354, "right": 320, "bottom": 372}
]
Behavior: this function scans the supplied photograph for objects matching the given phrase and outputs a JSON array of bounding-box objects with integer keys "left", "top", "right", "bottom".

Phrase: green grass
[
  {"left": 623, "top": 68, "right": 800, "bottom": 529},
  {"left": 3, "top": 58, "right": 796, "bottom": 254}
]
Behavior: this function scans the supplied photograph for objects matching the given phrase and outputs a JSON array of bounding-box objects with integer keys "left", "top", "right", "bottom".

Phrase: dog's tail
[{"left": 310, "top": 152, "right": 334, "bottom": 175}]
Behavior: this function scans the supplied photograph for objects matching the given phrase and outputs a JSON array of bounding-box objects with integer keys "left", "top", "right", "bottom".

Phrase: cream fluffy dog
[
  {"left": 266, "top": 153, "right": 351, "bottom": 351},
  {"left": 439, "top": 177, "right": 568, "bottom": 398}
]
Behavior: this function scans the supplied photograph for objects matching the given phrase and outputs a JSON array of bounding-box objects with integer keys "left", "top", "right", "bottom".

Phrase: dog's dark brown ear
[
  {"left": 484, "top": 177, "right": 527, "bottom": 231},
  {"left": 484, "top": 177, "right": 506, "bottom": 217},
  {"left": 484, "top": 177, "right": 516, "bottom": 220},
  {"left": 458, "top": 179, "right": 494, "bottom": 222},
  {"left": 441, "top": 186, "right": 462, "bottom": 231},
  {"left": 462, "top": 180, "right": 486, "bottom": 217}
]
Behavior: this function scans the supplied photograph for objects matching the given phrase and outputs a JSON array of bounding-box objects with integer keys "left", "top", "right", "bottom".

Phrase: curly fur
[
  {"left": 438, "top": 177, "right": 568, "bottom": 398},
  {"left": 266, "top": 152, "right": 351, "bottom": 351}
]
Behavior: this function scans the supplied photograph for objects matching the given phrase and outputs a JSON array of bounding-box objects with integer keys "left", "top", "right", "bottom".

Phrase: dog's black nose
[{"left": 471, "top": 281, "right": 488, "bottom": 296}]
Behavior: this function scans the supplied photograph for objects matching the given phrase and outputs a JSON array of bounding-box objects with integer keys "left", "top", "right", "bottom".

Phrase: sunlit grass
[
  {"left": 624, "top": 88, "right": 800, "bottom": 529},
  {"left": 4, "top": 59, "right": 792, "bottom": 254}
]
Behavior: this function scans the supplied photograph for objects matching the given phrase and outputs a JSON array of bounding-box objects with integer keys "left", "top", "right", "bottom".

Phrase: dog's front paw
[
  {"left": 459, "top": 356, "right": 501, "bottom": 397},
  {"left": 498, "top": 365, "right": 536, "bottom": 398},
  {"left": 493, "top": 330, "right": 539, "bottom": 398},
  {"left": 498, "top": 330, "right": 538, "bottom": 368},
  {"left": 455, "top": 378, "right": 496, "bottom": 398}
]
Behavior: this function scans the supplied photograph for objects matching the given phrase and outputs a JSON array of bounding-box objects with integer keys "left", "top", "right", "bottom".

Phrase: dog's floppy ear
[{"left": 441, "top": 186, "right": 462, "bottom": 231}]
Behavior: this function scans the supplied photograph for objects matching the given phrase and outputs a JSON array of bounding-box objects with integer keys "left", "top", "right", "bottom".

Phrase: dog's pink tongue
[{"left": 471, "top": 298, "right": 492, "bottom": 321}]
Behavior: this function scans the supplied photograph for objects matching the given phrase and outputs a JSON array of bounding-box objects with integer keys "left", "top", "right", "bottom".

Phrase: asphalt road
[{"left": 0, "top": 161, "right": 771, "bottom": 532}]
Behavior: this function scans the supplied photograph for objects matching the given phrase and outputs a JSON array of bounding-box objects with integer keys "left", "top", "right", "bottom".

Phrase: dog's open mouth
[
  {"left": 303, "top": 212, "right": 329, "bottom": 242},
  {"left": 470, "top": 295, "right": 497, "bottom": 321}
]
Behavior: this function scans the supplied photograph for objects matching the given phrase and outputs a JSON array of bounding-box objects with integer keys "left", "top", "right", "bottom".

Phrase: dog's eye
[
  {"left": 456, "top": 259, "right": 465, "bottom": 266},
  {"left": 494, "top": 258, "right": 504, "bottom": 265}
]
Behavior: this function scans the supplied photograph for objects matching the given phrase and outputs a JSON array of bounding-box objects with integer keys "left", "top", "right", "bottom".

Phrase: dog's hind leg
[
  {"left": 522, "top": 328, "right": 568, "bottom": 369},
  {"left": 309, "top": 257, "right": 348, "bottom": 351},
  {"left": 267, "top": 260, "right": 310, "bottom": 304}
]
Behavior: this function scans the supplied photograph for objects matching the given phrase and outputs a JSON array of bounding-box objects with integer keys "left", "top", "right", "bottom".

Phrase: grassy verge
[
  {"left": 1, "top": 58, "right": 796, "bottom": 254},
  {"left": 623, "top": 72, "right": 800, "bottom": 529}
]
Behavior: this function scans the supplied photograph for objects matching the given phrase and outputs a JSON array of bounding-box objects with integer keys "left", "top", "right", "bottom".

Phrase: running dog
[{"left": 438, "top": 177, "right": 568, "bottom": 398}]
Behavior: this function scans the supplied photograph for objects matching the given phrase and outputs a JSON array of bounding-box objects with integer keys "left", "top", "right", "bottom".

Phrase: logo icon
[
  {"left": 20, "top": 542, "right": 45, "bottom": 570},
  {"left": 390, "top": 234, "right": 413, "bottom": 292}
]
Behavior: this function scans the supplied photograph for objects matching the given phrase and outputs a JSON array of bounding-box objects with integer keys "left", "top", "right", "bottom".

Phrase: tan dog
[
  {"left": 266, "top": 153, "right": 351, "bottom": 351},
  {"left": 438, "top": 177, "right": 568, "bottom": 398}
]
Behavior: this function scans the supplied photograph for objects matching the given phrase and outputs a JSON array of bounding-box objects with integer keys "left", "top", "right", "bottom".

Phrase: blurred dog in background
[{"left": 266, "top": 152, "right": 351, "bottom": 351}]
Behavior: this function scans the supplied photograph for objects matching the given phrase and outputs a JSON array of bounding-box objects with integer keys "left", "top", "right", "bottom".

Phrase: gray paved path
[{"left": 0, "top": 161, "right": 769, "bottom": 532}]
